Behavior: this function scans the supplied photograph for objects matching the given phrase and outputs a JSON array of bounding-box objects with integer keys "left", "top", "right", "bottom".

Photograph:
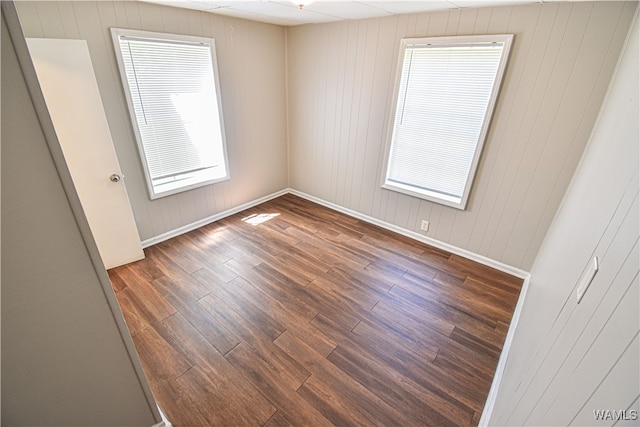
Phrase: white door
[{"left": 27, "top": 38, "right": 144, "bottom": 269}]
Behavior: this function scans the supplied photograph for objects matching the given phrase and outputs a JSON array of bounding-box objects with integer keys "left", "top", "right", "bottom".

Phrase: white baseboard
[
  {"left": 478, "top": 274, "right": 531, "bottom": 426},
  {"left": 142, "top": 187, "right": 530, "bottom": 279},
  {"left": 151, "top": 405, "right": 172, "bottom": 427},
  {"left": 287, "top": 189, "right": 529, "bottom": 279},
  {"left": 140, "top": 189, "right": 289, "bottom": 248}
]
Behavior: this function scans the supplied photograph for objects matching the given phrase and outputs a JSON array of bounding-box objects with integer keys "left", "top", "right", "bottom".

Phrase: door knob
[{"left": 110, "top": 173, "right": 122, "bottom": 183}]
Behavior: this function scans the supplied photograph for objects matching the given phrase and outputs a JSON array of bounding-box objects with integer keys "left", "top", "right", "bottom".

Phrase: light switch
[{"left": 576, "top": 256, "right": 599, "bottom": 303}]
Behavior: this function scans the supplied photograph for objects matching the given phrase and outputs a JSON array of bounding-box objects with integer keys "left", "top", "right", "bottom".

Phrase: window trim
[
  {"left": 111, "top": 28, "right": 230, "bottom": 200},
  {"left": 381, "top": 34, "right": 513, "bottom": 210}
]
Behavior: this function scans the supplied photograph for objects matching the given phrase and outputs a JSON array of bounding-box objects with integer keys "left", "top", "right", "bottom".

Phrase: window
[
  {"left": 111, "top": 28, "right": 229, "bottom": 199},
  {"left": 382, "top": 34, "right": 513, "bottom": 209}
]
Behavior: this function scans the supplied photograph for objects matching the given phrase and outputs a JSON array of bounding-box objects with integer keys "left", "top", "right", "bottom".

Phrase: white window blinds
[
  {"left": 384, "top": 35, "right": 512, "bottom": 209},
  {"left": 112, "top": 29, "right": 229, "bottom": 199}
]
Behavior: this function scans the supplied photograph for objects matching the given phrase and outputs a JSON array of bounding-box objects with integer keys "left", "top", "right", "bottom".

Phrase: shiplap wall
[
  {"left": 488, "top": 9, "right": 639, "bottom": 424},
  {"left": 15, "top": 1, "right": 636, "bottom": 272},
  {"left": 16, "top": 0, "right": 287, "bottom": 242},
  {"left": 287, "top": 1, "right": 636, "bottom": 270}
]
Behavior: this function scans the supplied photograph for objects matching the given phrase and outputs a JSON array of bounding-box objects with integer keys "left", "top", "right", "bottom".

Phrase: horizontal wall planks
[
  {"left": 109, "top": 194, "right": 523, "bottom": 426},
  {"left": 287, "top": 1, "right": 636, "bottom": 271}
]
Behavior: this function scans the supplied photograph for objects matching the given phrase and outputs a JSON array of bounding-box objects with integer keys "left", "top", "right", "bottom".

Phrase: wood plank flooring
[{"left": 108, "top": 194, "right": 523, "bottom": 426}]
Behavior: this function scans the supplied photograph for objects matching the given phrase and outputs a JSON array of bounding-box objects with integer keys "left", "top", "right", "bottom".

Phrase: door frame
[
  {"left": 26, "top": 36, "right": 145, "bottom": 269},
  {"left": 1, "top": 2, "right": 163, "bottom": 424}
]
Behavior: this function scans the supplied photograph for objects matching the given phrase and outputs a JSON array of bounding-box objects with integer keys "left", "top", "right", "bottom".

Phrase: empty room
[{"left": 2, "top": 0, "right": 638, "bottom": 426}]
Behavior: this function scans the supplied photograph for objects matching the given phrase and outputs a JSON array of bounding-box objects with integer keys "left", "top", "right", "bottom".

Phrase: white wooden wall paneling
[
  {"left": 569, "top": 334, "right": 638, "bottom": 426},
  {"left": 16, "top": 1, "right": 636, "bottom": 272},
  {"left": 545, "top": 245, "right": 639, "bottom": 425},
  {"left": 287, "top": 2, "right": 634, "bottom": 270},
  {"left": 477, "top": 4, "right": 578, "bottom": 262},
  {"left": 505, "top": 195, "right": 639, "bottom": 424},
  {"left": 501, "top": 3, "right": 632, "bottom": 267},
  {"left": 487, "top": 8, "right": 639, "bottom": 423}
]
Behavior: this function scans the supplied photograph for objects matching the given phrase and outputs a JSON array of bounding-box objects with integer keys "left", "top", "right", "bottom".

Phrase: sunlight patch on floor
[{"left": 242, "top": 213, "right": 280, "bottom": 226}]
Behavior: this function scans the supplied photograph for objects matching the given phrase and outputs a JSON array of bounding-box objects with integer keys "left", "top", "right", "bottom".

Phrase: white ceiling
[{"left": 139, "top": 0, "right": 559, "bottom": 26}]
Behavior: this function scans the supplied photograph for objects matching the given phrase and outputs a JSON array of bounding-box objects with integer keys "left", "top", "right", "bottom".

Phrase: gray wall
[
  {"left": 488, "top": 8, "right": 639, "bottom": 425},
  {"left": 15, "top": 0, "right": 288, "bottom": 243},
  {"left": 1, "top": 8, "right": 158, "bottom": 426},
  {"left": 287, "top": 1, "right": 636, "bottom": 271}
]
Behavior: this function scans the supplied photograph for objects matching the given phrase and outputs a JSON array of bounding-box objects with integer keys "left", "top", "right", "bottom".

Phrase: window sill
[
  {"left": 381, "top": 181, "right": 467, "bottom": 210},
  {"left": 150, "top": 168, "right": 229, "bottom": 200}
]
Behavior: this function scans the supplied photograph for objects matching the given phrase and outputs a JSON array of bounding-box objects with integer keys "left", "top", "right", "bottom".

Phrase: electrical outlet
[{"left": 420, "top": 220, "right": 429, "bottom": 232}]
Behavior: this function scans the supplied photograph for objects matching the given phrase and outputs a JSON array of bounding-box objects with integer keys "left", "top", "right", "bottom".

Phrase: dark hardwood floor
[{"left": 108, "top": 194, "right": 523, "bottom": 427}]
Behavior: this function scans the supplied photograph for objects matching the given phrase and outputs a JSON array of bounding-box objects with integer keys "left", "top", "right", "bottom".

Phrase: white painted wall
[
  {"left": 287, "top": 2, "right": 636, "bottom": 271},
  {"left": 487, "top": 7, "right": 639, "bottom": 425},
  {"left": 1, "top": 8, "right": 158, "bottom": 425},
  {"left": 15, "top": 0, "right": 288, "bottom": 243}
]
